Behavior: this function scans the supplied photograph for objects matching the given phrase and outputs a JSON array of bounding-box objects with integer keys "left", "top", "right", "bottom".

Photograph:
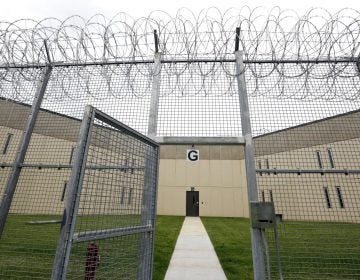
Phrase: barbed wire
[{"left": 0, "top": 7, "right": 359, "bottom": 100}]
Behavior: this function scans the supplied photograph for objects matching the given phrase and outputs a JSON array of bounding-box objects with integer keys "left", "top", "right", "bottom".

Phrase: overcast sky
[{"left": 0, "top": 0, "right": 358, "bottom": 21}]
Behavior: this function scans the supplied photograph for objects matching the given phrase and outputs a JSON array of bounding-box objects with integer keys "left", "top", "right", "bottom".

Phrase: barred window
[
  {"left": 2, "top": 133, "right": 13, "bottom": 154},
  {"left": 324, "top": 187, "right": 332, "bottom": 208},
  {"left": 327, "top": 148, "right": 335, "bottom": 168},
  {"left": 336, "top": 186, "right": 345, "bottom": 208},
  {"left": 316, "top": 151, "right": 323, "bottom": 169}
]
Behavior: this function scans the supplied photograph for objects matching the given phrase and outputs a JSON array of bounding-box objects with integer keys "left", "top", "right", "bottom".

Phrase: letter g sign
[{"left": 187, "top": 149, "right": 199, "bottom": 162}]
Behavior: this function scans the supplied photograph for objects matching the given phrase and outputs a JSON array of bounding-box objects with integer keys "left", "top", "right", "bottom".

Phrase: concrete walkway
[{"left": 164, "top": 217, "right": 227, "bottom": 280}]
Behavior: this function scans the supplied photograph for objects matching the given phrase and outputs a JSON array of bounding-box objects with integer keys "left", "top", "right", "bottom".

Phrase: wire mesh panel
[
  {"left": 0, "top": 7, "right": 360, "bottom": 280},
  {"left": 0, "top": 102, "right": 77, "bottom": 279},
  {"left": 157, "top": 62, "right": 241, "bottom": 137},
  {"left": 0, "top": 68, "right": 77, "bottom": 279},
  {"left": 39, "top": 64, "right": 153, "bottom": 136},
  {"left": 55, "top": 106, "right": 159, "bottom": 279},
  {"left": 250, "top": 63, "right": 360, "bottom": 279}
]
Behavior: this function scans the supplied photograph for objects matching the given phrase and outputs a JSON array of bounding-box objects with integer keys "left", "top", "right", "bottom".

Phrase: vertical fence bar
[
  {"left": 0, "top": 65, "right": 52, "bottom": 238},
  {"left": 51, "top": 105, "right": 95, "bottom": 280},
  {"left": 148, "top": 52, "right": 162, "bottom": 137},
  {"left": 235, "top": 50, "right": 266, "bottom": 280},
  {"left": 137, "top": 44, "right": 162, "bottom": 279},
  {"left": 149, "top": 146, "right": 160, "bottom": 279}
]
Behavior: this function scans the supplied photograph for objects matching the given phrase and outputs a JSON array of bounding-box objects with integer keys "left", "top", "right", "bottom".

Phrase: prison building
[{"left": 1, "top": 97, "right": 360, "bottom": 222}]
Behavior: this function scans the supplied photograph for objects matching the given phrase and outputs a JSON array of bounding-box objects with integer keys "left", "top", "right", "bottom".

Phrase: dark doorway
[{"left": 186, "top": 191, "right": 199, "bottom": 216}]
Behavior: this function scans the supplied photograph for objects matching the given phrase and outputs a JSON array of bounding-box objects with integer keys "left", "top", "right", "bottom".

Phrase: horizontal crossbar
[
  {"left": 256, "top": 168, "right": 360, "bottom": 175},
  {"left": 0, "top": 57, "right": 357, "bottom": 69},
  {"left": 0, "top": 163, "right": 145, "bottom": 170},
  {"left": 155, "top": 136, "right": 245, "bottom": 145},
  {"left": 72, "top": 224, "right": 153, "bottom": 243}
]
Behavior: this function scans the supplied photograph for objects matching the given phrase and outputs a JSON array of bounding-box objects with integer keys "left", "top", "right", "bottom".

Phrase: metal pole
[
  {"left": 262, "top": 229, "right": 271, "bottom": 279},
  {"left": 149, "top": 146, "right": 160, "bottom": 280},
  {"left": 235, "top": 50, "right": 266, "bottom": 280},
  {"left": 0, "top": 56, "right": 358, "bottom": 70},
  {"left": 137, "top": 49, "right": 161, "bottom": 280},
  {"left": 147, "top": 52, "right": 161, "bottom": 137},
  {"left": 51, "top": 105, "right": 95, "bottom": 280},
  {"left": 0, "top": 65, "right": 52, "bottom": 238},
  {"left": 274, "top": 226, "right": 284, "bottom": 280}
]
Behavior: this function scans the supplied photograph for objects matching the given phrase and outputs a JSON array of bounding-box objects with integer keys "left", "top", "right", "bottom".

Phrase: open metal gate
[
  {"left": 52, "top": 105, "right": 159, "bottom": 279},
  {"left": 0, "top": 102, "right": 159, "bottom": 279}
]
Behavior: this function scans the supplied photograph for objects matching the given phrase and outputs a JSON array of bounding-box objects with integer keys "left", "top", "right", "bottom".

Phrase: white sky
[{"left": 0, "top": 0, "right": 358, "bottom": 21}]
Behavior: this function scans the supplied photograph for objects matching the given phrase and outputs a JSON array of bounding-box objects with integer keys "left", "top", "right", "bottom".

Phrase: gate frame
[
  {"left": 51, "top": 105, "right": 159, "bottom": 280},
  {"left": 51, "top": 105, "right": 95, "bottom": 280}
]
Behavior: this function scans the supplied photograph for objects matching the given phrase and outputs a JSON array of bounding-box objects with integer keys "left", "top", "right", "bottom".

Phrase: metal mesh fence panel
[
  {"left": 0, "top": 69, "right": 70, "bottom": 279},
  {"left": 62, "top": 108, "right": 159, "bottom": 279},
  {"left": 40, "top": 65, "right": 153, "bottom": 135},
  {"left": 157, "top": 62, "right": 240, "bottom": 137},
  {"left": 251, "top": 62, "right": 360, "bottom": 279},
  {"left": 0, "top": 7, "right": 360, "bottom": 279}
]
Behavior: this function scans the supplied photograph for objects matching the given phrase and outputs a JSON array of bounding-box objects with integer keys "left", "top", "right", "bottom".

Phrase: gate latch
[{"left": 250, "top": 202, "right": 276, "bottom": 229}]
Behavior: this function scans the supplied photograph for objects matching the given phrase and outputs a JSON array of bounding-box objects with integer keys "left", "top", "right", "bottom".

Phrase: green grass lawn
[
  {"left": 153, "top": 216, "right": 184, "bottom": 280},
  {"left": 202, "top": 217, "right": 253, "bottom": 280},
  {"left": 0, "top": 215, "right": 183, "bottom": 279},
  {"left": 3, "top": 214, "right": 359, "bottom": 279},
  {"left": 202, "top": 217, "right": 360, "bottom": 280}
]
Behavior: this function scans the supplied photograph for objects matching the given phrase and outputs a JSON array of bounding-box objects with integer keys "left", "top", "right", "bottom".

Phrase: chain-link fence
[{"left": 0, "top": 7, "right": 360, "bottom": 280}]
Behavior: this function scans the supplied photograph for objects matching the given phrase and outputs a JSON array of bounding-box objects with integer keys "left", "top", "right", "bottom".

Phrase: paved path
[{"left": 164, "top": 217, "right": 227, "bottom": 280}]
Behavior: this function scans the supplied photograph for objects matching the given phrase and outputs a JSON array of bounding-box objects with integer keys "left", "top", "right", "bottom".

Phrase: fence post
[
  {"left": 0, "top": 65, "right": 52, "bottom": 238},
  {"left": 51, "top": 105, "right": 95, "bottom": 280},
  {"left": 148, "top": 53, "right": 161, "bottom": 137},
  {"left": 235, "top": 50, "right": 266, "bottom": 280},
  {"left": 137, "top": 32, "right": 162, "bottom": 279}
]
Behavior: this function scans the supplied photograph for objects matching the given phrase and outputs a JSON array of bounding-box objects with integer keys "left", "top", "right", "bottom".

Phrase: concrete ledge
[{"left": 154, "top": 136, "right": 245, "bottom": 145}]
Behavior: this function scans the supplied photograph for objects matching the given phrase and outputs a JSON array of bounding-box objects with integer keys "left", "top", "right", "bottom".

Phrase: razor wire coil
[{"left": 0, "top": 7, "right": 359, "bottom": 100}]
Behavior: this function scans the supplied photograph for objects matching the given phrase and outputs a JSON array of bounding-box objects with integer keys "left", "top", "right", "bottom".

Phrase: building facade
[{"left": 0, "top": 98, "right": 360, "bottom": 222}]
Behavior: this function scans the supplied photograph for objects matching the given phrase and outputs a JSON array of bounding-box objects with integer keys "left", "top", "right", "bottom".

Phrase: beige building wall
[
  {"left": 1, "top": 103, "right": 360, "bottom": 221},
  {"left": 0, "top": 125, "right": 75, "bottom": 215},
  {"left": 256, "top": 137, "right": 360, "bottom": 222},
  {"left": 0, "top": 125, "right": 147, "bottom": 216},
  {"left": 157, "top": 145, "right": 249, "bottom": 217}
]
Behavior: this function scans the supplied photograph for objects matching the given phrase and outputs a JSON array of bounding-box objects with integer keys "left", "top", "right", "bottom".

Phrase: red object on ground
[{"left": 84, "top": 242, "right": 100, "bottom": 280}]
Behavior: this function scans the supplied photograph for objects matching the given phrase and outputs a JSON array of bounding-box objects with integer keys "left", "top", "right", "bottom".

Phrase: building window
[
  {"left": 269, "top": 190, "right": 274, "bottom": 202},
  {"left": 258, "top": 160, "right": 262, "bottom": 176},
  {"left": 69, "top": 146, "right": 75, "bottom": 164},
  {"left": 60, "top": 181, "right": 67, "bottom": 202},
  {"left": 323, "top": 187, "right": 332, "bottom": 208},
  {"left": 327, "top": 148, "right": 335, "bottom": 168},
  {"left": 120, "top": 187, "right": 125, "bottom": 204},
  {"left": 316, "top": 151, "right": 323, "bottom": 169},
  {"left": 336, "top": 186, "right": 345, "bottom": 208},
  {"left": 265, "top": 158, "right": 270, "bottom": 174},
  {"left": 261, "top": 191, "right": 265, "bottom": 202},
  {"left": 2, "top": 133, "right": 13, "bottom": 154},
  {"left": 128, "top": 188, "right": 133, "bottom": 204}
]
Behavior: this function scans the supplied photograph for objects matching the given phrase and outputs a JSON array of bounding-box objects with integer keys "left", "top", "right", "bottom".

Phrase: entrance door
[{"left": 186, "top": 191, "right": 199, "bottom": 216}]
